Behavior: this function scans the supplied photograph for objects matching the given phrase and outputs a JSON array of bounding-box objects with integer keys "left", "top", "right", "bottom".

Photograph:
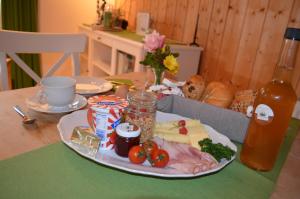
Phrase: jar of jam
[
  {"left": 115, "top": 123, "right": 141, "bottom": 157},
  {"left": 125, "top": 91, "right": 157, "bottom": 143}
]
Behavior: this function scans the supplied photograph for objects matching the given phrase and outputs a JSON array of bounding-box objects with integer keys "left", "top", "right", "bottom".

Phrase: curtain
[{"left": 1, "top": 0, "right": 40, "bottom": 89}]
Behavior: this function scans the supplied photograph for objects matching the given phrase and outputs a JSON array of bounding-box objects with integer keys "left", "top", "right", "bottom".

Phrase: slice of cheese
[
  {"left": 155, "top": 119, "right": 201, "bottom": 129},
  {"left": 154, "top": 132, "right": 191, "bottom": 144},
  {"left": 190, "top": 134, "right": 208, "bottom": 150},
  {"left": 154, "top": 119, "right": 209, "bottom": 149}
]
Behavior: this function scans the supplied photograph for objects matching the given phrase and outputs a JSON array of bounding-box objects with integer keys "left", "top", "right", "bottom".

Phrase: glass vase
[{"left": 152, "top": 68, "right": 165, "bottom": 85}]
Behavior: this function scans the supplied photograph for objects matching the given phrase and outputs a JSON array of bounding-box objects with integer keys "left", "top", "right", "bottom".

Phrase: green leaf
[
  {"left": 198, "top": 138, "right": 235, "bottom": 162},
  {"left": 106, "top": 78, "right": 133, "bottom": 86}
]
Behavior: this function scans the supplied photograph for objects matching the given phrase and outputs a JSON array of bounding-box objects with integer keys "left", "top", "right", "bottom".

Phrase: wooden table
[{"left": 0, "top": 72, "right": 299, "bottom": 199}]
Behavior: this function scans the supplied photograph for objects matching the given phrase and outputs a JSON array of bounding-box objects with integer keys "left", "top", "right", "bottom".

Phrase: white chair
[{"left": 0, "top": 30, "right": 87, "bottom": 90}]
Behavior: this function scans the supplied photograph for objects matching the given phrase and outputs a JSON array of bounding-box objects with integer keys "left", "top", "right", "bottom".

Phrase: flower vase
[{"left": 152, "top": 68, "right": 165, "bottom": 85}]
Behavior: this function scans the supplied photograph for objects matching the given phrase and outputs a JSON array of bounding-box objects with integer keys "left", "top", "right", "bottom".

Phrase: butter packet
[{"left": 70, "top": 126, "right": 100, "bottom": 156}]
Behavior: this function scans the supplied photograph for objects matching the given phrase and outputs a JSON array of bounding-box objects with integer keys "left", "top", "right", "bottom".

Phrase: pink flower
[{"left": 143, "top": 31, "right": 165, "bottom": 53}]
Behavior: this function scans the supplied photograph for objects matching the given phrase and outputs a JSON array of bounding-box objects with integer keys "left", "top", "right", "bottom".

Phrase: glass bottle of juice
[{"left": 240, "top": 27, "right": 300, "bottom": 171}]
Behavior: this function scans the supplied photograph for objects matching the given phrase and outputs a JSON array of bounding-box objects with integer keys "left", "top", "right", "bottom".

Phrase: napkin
[
  {"left": 157, "top": 95, "right": 249, "bottom": 143},
  {"left": 147, "top": 78, "right": 185, "bottom": 97}
]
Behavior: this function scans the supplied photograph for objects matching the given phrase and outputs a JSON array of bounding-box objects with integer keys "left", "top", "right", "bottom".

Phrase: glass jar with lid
[
  {"left": 125, "top": 90, "right": 157, "bottom": 143},
  {"left": 115, "top": 123, "right": 141, "bottom": 157}
]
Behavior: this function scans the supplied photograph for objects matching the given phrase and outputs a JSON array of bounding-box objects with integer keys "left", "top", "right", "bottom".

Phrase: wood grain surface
[
  {"left": 0, "top": 72, "right": 147, "bottom": 160},
  {"left": 117, "top": 0, "right": 300, "bottom": 97},
  {"left": 0, "top": 72, "right": 299, "bottom": 199}
]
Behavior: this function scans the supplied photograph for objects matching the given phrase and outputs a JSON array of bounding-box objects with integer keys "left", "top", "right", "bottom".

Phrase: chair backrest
[{"left": 0, "top": 30, "right": 87, "bottom": 90}]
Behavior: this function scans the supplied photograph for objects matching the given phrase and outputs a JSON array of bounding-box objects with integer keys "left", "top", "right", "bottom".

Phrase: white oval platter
[{"left": 57, "top": 110, "right": 237, "bottom": 178}]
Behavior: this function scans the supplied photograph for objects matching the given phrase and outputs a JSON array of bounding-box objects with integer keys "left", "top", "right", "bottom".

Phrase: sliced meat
[{"left": 153, "top": 137, "right": 218, "bottom": 174}]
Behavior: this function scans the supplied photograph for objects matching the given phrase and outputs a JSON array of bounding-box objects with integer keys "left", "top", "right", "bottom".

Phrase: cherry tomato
[
  {"left": 128, "top": 146, "right": 147, "bottom": 164},
  {"left": 150, "top": 149, "right": 169, "bottom": 168},
  {"left": 179, "top": 126, "right": 188, "bottom": 135},
  {"left": 142, "top": 140, "right": 159, "bottom": 156},
  {"left": 178, "top": 120, "right": 186, "bottom": 127}
]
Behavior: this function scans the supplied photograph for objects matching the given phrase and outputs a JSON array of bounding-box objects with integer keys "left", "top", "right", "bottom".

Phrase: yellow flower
[{"left": 163, "top": 55, "right": 179, "bottom": 74}]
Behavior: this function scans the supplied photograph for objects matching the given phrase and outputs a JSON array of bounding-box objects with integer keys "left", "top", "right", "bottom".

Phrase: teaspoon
[{"left": 13, "top": 106, "right": 36, "bottom": 124}]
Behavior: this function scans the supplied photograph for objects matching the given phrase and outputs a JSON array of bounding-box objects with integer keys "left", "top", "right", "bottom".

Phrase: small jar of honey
[{"left": 115, "top": 123, "right": 141, "bottom": 157}]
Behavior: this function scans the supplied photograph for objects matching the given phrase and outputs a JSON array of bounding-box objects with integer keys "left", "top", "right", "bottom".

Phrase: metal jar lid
[
  {"left": 116, "top": 123, "right": 141, "bottom": 138},
  {"left": 88, "top": 95, "right": 129, "bottom": 113}
]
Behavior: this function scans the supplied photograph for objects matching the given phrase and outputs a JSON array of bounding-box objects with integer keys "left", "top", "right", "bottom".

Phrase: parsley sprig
[{"left": 198, "top": 138, "right": 235, "bottom": 162}]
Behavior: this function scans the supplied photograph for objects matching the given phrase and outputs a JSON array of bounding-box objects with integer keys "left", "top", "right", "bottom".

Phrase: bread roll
[
  {"left": 201, "top": 81, "right": 234, "bottom": 108},
  {"left": 182, "top": 75, "right": 205, "bottom": 100}
]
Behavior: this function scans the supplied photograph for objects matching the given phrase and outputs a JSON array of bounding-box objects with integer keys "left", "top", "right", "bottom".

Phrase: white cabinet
[{"left": 79, "top": 25, "right": 203, "bottom": 80}]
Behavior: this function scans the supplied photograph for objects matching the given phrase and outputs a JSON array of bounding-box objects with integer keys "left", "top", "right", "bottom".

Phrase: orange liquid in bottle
[
  {"left": 241, "top": 28, "right": 299, "bottom": 171},
  {"left": 240, "top": 77, "right": 297, "bottom": 171}
]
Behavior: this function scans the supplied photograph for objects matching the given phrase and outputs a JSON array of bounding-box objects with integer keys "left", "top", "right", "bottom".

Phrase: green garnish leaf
[
  {"left": 198, "top": 138, "right": 235, "bottom": 162},
  {"left": 106, "top": 78, "right": 133, "bottom": 86}
]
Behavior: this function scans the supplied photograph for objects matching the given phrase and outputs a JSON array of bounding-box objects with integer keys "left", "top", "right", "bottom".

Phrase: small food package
[{"left": 70, "top": 126, "right": 100, "bottom": 157}]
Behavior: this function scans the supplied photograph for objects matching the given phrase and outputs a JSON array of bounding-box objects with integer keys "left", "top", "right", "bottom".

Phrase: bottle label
[{"left": 254, "top": 104, "right": 274, "bottom": 124}]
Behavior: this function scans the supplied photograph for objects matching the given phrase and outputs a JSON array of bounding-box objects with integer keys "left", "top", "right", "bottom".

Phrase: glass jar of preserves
[
  {"left": 125, "top": 90, "right": 157, "bottom": 143},
  {"left": 115, "top": 123, "right": 141, "bottom": 157}
]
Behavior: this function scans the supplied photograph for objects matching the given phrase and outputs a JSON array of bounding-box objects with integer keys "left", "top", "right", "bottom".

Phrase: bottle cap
[
  {"left": 116, "top": 123, "right": 141, "bottom": 138},
  {"left": 284, "top": 28, "right": 300, "bottom": 41}
]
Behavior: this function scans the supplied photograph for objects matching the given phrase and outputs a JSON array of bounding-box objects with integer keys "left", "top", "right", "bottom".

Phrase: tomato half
[
  {"left": 128, "top": 146, "right": 147, "bottom": 164},
  {"left": 150, "top": 149, "right": 169, "bottom": 168},
  {"left": 142, "top": 140, "right": 159, "bottom": 156}
]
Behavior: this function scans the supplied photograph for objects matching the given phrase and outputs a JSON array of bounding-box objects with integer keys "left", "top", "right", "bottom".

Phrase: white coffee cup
[{"left": 41, "top": 76, "right": 76, "bottom": 107}]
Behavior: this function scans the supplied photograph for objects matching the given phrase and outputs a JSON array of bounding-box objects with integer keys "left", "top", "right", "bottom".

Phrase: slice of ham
[{"left": 153, "top": 137, "right": 218, "bottom": 174}]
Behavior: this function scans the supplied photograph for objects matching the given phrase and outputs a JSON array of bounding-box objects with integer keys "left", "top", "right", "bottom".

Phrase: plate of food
[
  {"left": 74, "top": 76, "right": 113, "bottom": 95},
  {"left": 57, "top": 110, "right": 237, "bottom": 178}
]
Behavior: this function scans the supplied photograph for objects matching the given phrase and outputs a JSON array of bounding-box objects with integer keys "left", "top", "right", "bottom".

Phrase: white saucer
[
  {"left": 74, "top": 76, "right": 113, "bottom": 95},
  {"left": 26, "top": 94, "right": 87, "bottom": 114}
]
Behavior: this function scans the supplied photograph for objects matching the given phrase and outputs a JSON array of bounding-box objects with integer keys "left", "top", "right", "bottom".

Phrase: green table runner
[
  {"left": 105, "top": 30, "right": 185, "bottom": 45},
  {"left": 82, "top": 23, "right": 185, "bottom": 45},
  {"left": 0, "top": 119, "right": 299, "bottom": 199}
]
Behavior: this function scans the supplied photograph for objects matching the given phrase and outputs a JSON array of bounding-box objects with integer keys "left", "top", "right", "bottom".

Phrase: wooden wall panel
[
  {"left": 214, "top": 0, "right": 248, "bottom": 82},
  {"left": 249, "top": 0, "right": 294, "bottom": 89},
  {"left": 155, "top": 0, "right": 168, "bottom": 34},
  {"left": 182, "top": 0, "right": 201, "bottom": 43},
  {"left": 162, "top": 0, "right": 177, "bottom": 38},
  {"left": 201, "top": 0, "right": 229, "bottom": 82},
  {"left": 289, "top": 0, "right": 300, "bottom": 28},
  {"left": 119, "top": 0, "right": 131, "bottom": 23},
  {"left": 116, "top": 0, "right": 300, "bottom": 97},
  {"left": 172, "top": 0, "right": 188, "bottom": 41},
  {"left": 231, "top": 0, "right": 269, "bottom": 89},
  {"left": 196, "top": 0, "right": 214, "bottom": 62},
  {"left": 149, "top": 0, "right": 159, "bottom": 31},
  {"left": 127, "top": 0, "right": 137, "bottom": 30}
]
